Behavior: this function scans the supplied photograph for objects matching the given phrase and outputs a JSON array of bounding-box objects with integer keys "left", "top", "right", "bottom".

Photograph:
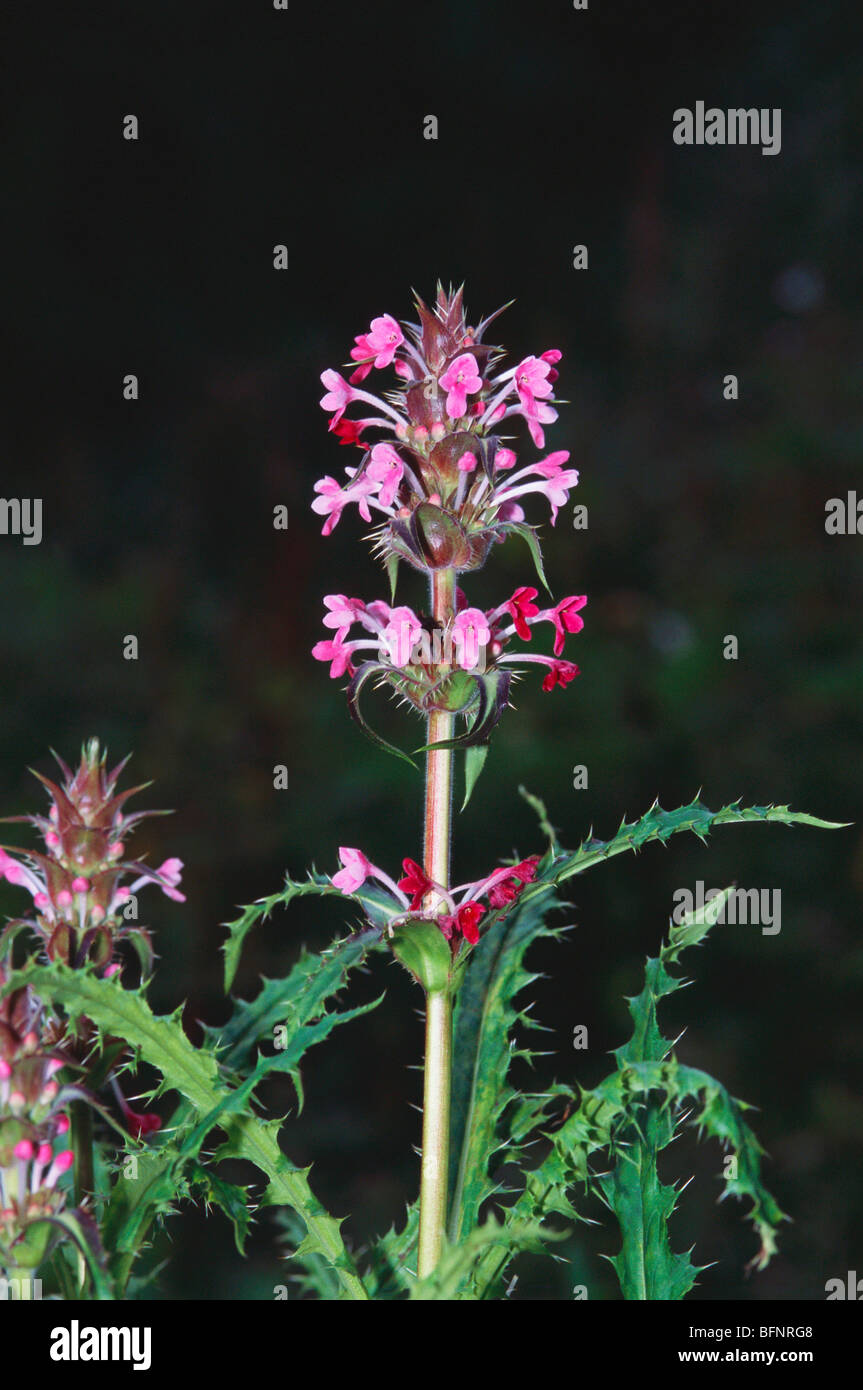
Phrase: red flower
[
  {"left": 542, "top": 660, "right": 580, "bottom": 693},
  {"left": 551, "top": 595, "right": 587, "bottom": 656},
  {"left": 329, "top": 417, "right": 370, "bottom": 447},
  {"left": 455, "top": 901, "right": 485, "bottom": 944},
  {"left": 506, "top": 586, "right": 540, "bottom": 641},
  {"left": 439, "top": 901, "right": 486, "bottom": 945},
  {"left": 398, "top": 858, "right": 433, "bottom": 910},
  {"left": 487, "top": 856, "right": 541, "bottom": 908},
  {"left": 125, "top": 1109, "right": 162, "bottom": 1140}
]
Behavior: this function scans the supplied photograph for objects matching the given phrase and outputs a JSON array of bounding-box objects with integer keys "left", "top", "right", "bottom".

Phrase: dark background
[{"left": 2, "top": 0, "right": 862, "bottom": 1298}]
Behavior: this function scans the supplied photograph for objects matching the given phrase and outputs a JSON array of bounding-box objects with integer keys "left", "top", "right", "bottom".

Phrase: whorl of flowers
[
  {"left": 329, "top": 846, "right": 541, "bottom": 948},
  {"left": 312, "top": 285, "right": 587, "bottom": 736},
  {"left": 313, "top": 286, "right": 580, "bottom": 562}
]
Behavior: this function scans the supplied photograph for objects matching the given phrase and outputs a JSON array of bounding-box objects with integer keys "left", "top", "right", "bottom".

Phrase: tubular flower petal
[{"left": 398, "top": 858, "right": 433, "bottom": 911}]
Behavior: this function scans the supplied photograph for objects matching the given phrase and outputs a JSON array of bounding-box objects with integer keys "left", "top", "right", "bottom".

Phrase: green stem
[
  {"left": 418, "top": 988, "right": 453, "bottom": 1277},
  {"left": 418, "top": 567, "right": 456, "bottom": 1278}
]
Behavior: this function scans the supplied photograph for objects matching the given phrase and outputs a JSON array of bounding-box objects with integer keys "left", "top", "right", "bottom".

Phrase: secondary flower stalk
[
  {"left": 0, "top": 738, "right": 184, "bottom": 978},
  {"left": 0, "top": 739, "right": 180, "bottom": 1263}
]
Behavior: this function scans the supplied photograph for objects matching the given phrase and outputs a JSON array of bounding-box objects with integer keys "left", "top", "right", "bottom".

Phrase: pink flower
[
  {"left": 532, "top": 450, "right": 570, "bottom": 475},
  {"left": 524, "top": 402, "right": 558, "bottom": 450},
  {"left": 495, "top": 501, "right": 525, "bottom": 524},
  {"left": 312, "top": 473, "right": 378, "bottom": 535},
  {"left": 127, "top": 859, "right": 186, "bottom": 903},
  {"left": 382, "top": 606, "right": 423, "bottom": 667},
  {"left": 366, "top": 599, "right": 393, "bottom": 625},
  {"left": 502, "top": 356, "right": 560, "bottom": 446},
  {"left": 540, "top": 348, "right": 562, "bottom": 382},
  {"left": 439, "top": 353, "right": 483, "bottom": 419},
  {"left": 332, "top": 847, "right": 373, "bottom": 893},
  {"left": 323, "top": 594, "right": 366, "bottom": 632},
  {"left": 457, "top": 451, "right": 478, "bottom": 472},
  {"left": 494, "top": 447, "right": 517, "bottom": 471},
  {"left": 319, "top": 369, "right": 355, "bottom": 425},
  {"left": 513, "top": 355, "right": 555, "bottom": 415},
  {"left": 348, "top": 335, "right": 375, "bottom": 383},
  {"left": 312, "top": 476, "right": 349, "bottom": 534},
  {"left": 155, "top": 857, "right": 185, "bottom": 902},
  {"left": 550, "top": 595, "right": 587, "bottom": 656},
  {"left": 366, "top": 314, "right": 404, "bottom": 367},
  {"left": 506, "top": 586, "right": 540, "bottom": 641},
  {"left": 0, "top": 849, "right": 27, "bottom": 886},
  {"left": 349, "top": 314, "right": 404, "bottom": 381},
  {"left": 493, "top": 451, "right": 579, "bottom": 525},
  {"left": 367, "top": 443, "right": 404, "bottom": 508},
  {"left": 452, "top": 608, "right": 491, "bottom": 670},
  {"left": 312, "top": 629, "right": 354, "bottom": 679},
  {"left": 539, "top": 465, "right": 578, "bottom": 523}
]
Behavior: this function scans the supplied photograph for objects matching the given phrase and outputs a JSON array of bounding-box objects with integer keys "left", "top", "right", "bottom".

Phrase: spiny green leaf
[
  {"left": 101, "top": 1140, "right": 190, "bottom": 1293},
  {"left": 216, "top": 926, "right": 381, "bottom": 1064},
  {"left": 461, "top": 744, "right": 489, "bottom": 811},
  {"left": 518, "top": 785, "right": 559, "bottom": 852},
  {"left": 188, "top": 1162, "right": 253, "bottom": 1255},
  {"left": 1, "top": 961, "right": 369, "bottom": 1301},
  {"left": 222, "top": 991, "right": 382, "bottom": 1114},
  {"left": 362, "top": 1200, "right": 420, "bottom": 1298},
  {"left": 347, "top": 660, "right": 419, "bottom": 770},
  {"left": 542, "top": 799, "right": 847, "bottom": 891},
  {"left": 409, "top": 1216, "right": 553, "bottom": 1301},
  {"left": 448, "top": 881, "right": 565, "bottom": 1246},
  {"left": 598, "top": 1106, "right": 704, "bottom": 1300},
  {"left": 468, "top": 877, "right": 807, "bottom": 1299},
  {"left": 597, "top": 894, "right": 732, "bottom": 1299},
  {"left": 222, "top": 874, "right": 389, "bottom": 990},
  {"left": 277, "top": 1210, "right": 343, "bottom": 1300},
  {"left": 496, "top": 521, "right": 552, "bottom": 595}
]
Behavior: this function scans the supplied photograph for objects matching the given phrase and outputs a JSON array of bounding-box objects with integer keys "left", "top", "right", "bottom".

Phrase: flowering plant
[{"left": 0, "top": 286, "right": 843, "bottom": 1300}]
